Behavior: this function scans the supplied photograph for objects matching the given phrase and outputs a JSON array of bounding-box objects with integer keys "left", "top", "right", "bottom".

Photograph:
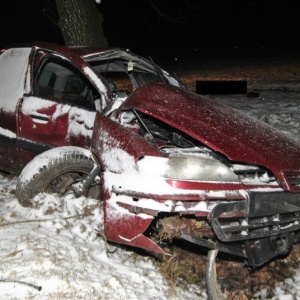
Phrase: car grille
[
  {"left": 231, "top": 163, "right": 279, "bottom": 186},
  {"left": 213, "top": 212, "right": 300, "bottom": 242},
  {"left": 286, "top": 172, "right": 300, "bottom": 191},
  {"left": 210, "top": 192, "right": 300, "bottom": 242}
]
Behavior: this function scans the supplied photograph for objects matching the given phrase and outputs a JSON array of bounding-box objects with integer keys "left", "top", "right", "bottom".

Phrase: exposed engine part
[{"left": 133, "top": 111, "right": 196, "bottom": 148}]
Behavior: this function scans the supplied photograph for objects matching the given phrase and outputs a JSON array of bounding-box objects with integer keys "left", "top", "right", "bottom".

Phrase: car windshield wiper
[{"left": 149, "top": 56, "right": 169, "bottom": 84}]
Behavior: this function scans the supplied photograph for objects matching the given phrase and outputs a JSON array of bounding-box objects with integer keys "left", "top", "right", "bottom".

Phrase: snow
[
  {"left": 18, "top": 146, "right": 91, "bottom": 184},
  {"left": 0, "top": 57, "right": 300, "bottom": 299},
  {"left": 0, "top": 179, "right": 201, "bottom": 299},
  {"left": 0, "top": 127, "right": 16, "bottom": 139},
  {"left": 0, "top": 48, "right": 31, "bottom": 112},
  {"left": 22, "top": 96, "right": 96, "bottom": 139},
  {"left": 83, "top": 66, "right": 109, "bottom": 110},
  {"left": 104, "top": 154, "right": 178, "bottom": 195}
]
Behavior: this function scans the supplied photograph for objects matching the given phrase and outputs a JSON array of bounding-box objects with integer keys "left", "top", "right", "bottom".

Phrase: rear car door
[{"left": 0, "top": 47, "right": 32, "bottom": 173}]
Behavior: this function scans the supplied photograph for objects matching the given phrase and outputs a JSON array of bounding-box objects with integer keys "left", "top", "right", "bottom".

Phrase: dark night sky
[{"left": 0, "top": 0, "right": 299, "bottom": 63}]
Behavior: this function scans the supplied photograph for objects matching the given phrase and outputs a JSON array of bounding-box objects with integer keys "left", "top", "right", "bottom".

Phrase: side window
[
  {"left": 64, "top": 75, "right": 86, "bottom": 95},
  {"left": 35, "top": 58, "right": 99, "bottom": 110},
  {"left": 38, "top": 70, "right": 56, "bottom": 87},
  {"left": 37, "top": 70, "right": 56, "bottom": 98}
]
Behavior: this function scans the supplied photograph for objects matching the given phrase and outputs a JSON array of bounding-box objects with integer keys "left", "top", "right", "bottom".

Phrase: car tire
[{"left": 16, "top": 147, "right": 100, "bottom": 207}]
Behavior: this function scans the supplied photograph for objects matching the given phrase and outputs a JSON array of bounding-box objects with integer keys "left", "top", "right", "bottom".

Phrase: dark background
[{"left": 0, "top": 0, "right": 299, "bottom": 64}]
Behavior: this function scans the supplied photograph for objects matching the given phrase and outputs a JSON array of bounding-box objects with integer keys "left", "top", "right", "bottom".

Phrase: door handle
[{"left": 30, "top": 114, "right": 50, "bottom": 122}]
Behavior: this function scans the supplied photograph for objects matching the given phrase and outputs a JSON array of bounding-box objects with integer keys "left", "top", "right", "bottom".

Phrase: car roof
[
  {"left": 2, "top": 41, "right": 120, "bottom": 59},
  {"left": 69, "top": 46, "right": 120, "bottom": 57}
]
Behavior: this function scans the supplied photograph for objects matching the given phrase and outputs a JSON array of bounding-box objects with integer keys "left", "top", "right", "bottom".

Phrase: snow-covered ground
[
  {"left": 0, "top": 56, "right": 300, "bottom": 299},
  {"left": 0, "top": 187, "right": 203, "bottom": 299}
]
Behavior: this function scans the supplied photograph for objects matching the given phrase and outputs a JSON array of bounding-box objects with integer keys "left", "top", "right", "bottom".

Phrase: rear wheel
[{"left": 16, "top": 147, "right": 101, "bottom": 207}]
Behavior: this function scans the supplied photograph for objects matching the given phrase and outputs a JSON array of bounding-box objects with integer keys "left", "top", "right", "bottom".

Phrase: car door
[{"left": 16, "top": 51, "right": 99, "bottom": 170}]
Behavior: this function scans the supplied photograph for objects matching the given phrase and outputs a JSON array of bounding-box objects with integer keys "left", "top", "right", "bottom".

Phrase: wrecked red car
[
  {"left": 1, "top": 42, "right": 300, "bottom": 296},
  {"left": 0, "top": 42, "right": 182, "bottom": 173}
]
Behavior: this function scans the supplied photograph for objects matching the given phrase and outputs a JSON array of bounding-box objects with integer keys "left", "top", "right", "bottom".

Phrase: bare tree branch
[
  {"left": 146, "top": 0, "right": 186, "bottom": 23},
  {"left": 0, "top": 213, "right": 92, "bottom": 227}
]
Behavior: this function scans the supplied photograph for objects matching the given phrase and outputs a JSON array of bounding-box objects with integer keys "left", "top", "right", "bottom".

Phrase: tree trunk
[{"left": 55, "top": 0, "right": 107, "bottom": 47}]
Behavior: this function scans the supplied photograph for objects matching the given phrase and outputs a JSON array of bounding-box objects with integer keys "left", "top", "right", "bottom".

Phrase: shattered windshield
[{"left": 84, "top": 49, "right": 180, "bottom": 94}]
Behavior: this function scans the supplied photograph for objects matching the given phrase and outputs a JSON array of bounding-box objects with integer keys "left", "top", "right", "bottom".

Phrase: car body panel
[
  {"left": 18, "top": 96, "right": 95, "bottom": 147},
  {"left": 91, "top": 112, "right": 164, "bottom": 169},
  {"left": 91, "top": 112, "right": 168, "bottom": 248},
  {"left": 17, "top": 96, "right": 96, "bottom": 169},
  {"left": 122, "top": 83, "right": 300, "bottom": 190}
]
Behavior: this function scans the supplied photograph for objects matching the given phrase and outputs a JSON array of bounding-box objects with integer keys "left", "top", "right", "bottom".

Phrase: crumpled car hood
[{"left": 122, "top": 83, "right": 300, "bottom": 178}]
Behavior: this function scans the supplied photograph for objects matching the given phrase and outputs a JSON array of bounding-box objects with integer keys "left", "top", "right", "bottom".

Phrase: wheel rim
[{"left": 45, "top": 172, "right": 101, "bottom": 199}]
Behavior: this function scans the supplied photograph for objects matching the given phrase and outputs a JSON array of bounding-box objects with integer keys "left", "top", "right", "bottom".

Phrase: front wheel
[{"left": 16, "top": 147, "right": 101, "bottom": 207}]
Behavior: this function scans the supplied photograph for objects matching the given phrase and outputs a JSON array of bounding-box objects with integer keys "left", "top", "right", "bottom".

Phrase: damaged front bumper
[{"left": 104, "top": 184, "right": 300, "bottom": 268}]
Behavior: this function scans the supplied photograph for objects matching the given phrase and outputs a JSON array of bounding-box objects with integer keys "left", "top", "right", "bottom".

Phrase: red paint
[
  {"left": 166, "top": 179, "right": 280, "bottom": 191},
  {"left": 123, "top": 83, "right": 300, "bottom": 190}
]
